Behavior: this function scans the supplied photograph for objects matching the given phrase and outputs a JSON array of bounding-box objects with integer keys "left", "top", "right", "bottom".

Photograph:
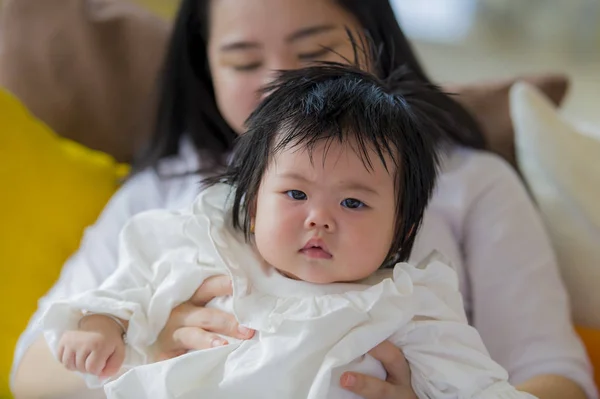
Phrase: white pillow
[{"left": 510, "top": 82, "right": 600, "bottom": 328}]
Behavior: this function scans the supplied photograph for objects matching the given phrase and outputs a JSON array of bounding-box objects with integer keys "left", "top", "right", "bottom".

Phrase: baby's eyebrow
[
  {"left": 338, "top": 182, "right": 380, "bottom": 196},
  {"left": 276, "top": 172, "right": 311, "bottom": 183},
  {"left": 277, "top": 172, "right": 380, "bottom": 197}
]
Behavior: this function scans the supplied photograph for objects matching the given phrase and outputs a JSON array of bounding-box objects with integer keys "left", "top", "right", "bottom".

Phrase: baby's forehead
[{"left": 271, "top": 135, "right": 398, "bottom": 174}]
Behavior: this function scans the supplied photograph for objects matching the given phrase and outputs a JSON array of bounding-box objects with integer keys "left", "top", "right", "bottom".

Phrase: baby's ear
[
  {"left": 248, "top": 200, "right": 257, "bottom": 233},
  {"left": 249, "top": 198, "right": 257, "bottom": 217},
  {"left": 406, "top": 223, "right": 416, "bottom": 241}
]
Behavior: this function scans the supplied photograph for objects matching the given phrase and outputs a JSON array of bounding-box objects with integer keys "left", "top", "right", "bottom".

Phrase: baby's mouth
[{"left": 300, "top": 239, "right": 332, "bottom": 259}]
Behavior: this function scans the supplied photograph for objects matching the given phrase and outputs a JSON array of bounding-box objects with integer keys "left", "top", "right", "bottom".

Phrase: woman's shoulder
[
  {"left": 435, "top": 147, "right": 525, "bottom": 204},
  {"left": 439, "top": 147, "right": 520, "bottom": 187},
  {"left": 119, "top": 141, "right": 203, "bottom": 212},
  {"left": 427, "top": 147, "right": 531, "bottom": 233}
]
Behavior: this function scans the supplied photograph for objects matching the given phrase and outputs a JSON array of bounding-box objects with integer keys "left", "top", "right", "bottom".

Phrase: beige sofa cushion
[
  {"left": 0, "top": 0, "right": 170, "bottom": 162},
  {"left": 448, "top": 74, "right": 569, "bottom": 168},
  {"left": 511, "top": 82, "right": 600, "bottom": 328}
]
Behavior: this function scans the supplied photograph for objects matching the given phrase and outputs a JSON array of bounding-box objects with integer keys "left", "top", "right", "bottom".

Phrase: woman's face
[{"left": 207, "top": 0, "right": 365, "bottom": 134}]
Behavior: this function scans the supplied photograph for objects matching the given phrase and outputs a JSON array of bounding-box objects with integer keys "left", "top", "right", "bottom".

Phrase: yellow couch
[{"left": 0, "top": 90, "right": 127, "bottom": 398}]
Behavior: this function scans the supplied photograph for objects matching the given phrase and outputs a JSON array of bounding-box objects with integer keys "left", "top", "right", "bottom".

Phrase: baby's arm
[
  {"left": 391, "top": 256, "right": 538, "bottom": 399},
  {"left": 57, "top": 314, "right": 126, "bottom": 377},
  {"left": 42, "top": 206, "right": 226, "bottom": 382}
]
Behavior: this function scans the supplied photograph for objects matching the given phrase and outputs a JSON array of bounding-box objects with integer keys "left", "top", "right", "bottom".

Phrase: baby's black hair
[{"left": 208, "top": 62, "right": 459, "bottom": 263}]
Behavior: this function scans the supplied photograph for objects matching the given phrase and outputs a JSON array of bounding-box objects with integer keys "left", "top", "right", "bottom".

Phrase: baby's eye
[
  {"left": 341, "top": 198, "right": 365, "bottom": 209},
  {"left": 286, "top": 190, "right": 307, "bottom": 201}
]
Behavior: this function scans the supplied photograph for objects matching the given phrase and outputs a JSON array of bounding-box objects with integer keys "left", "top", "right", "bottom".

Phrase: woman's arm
[
  {"left": 461, "top": 154, "right": 596, "bottom": 399},
  {"left": 12, "top": 336, "right": 96, "bottom": 399},
  {"left": 338, "top": 347, "right": 589, "bottom": 399},
  {"left": 517, "top": 375, "right": 588, "bottom": 399}
]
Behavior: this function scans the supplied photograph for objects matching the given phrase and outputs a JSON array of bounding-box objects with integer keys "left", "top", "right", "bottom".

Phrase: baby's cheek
[
  {"left": 349, "top": 232, "right": 390, "bottom": 269},
  {"left": 255, "top": 232, "right": 293, "bottom": 275},
  {"left": 254, "top": 215, "right": 293, "bottom": 262}
]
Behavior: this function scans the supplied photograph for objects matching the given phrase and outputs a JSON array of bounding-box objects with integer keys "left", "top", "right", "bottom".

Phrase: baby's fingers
[
  {"left": 75, "top": 348, "right": 92, "bottom": 373},
  {"left": 61, "top": 347, "right": 77, "bottom": 371},
  {"left": 100, "top": 344, "right": 125, "bottom": 378},
  {"left": 85, "top": 350, "right": 110, "bottom": 376},
  {"left": 57, "top": 343, "right": 65, "bottom": 364}
]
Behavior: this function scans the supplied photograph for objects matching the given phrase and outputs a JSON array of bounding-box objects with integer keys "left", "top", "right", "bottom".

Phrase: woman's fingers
[
  {"left": 177, "top": 302, "right": 254, "bottom": 340},
  {"left": 341, "top": 372, "right": 400, "bottom": 399},
  {"left": 189, "top": 275, "right": 233, "bottom": 305},
  {"left": 340, "top": 341, "right": 416, "bottom": 399},
  {"left": 341, "top": 371, "right": 417, "bottom": 399},
  {"left": 166, "top": 305, "right": 256, "bottom": 354},
  {"left": 173, "top": 326, "right": 229, "bottom": 351},
  {"left": 368, "top": 341, "right": 411, "bottom": 385},
  {"left": 156, "top": 275, "right": 254, "bottom": 358}
]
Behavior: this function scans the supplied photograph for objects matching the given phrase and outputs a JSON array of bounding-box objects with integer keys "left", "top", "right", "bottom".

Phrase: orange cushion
[{"left": 577, "top": 326, "right": 600, "bottom": 389}]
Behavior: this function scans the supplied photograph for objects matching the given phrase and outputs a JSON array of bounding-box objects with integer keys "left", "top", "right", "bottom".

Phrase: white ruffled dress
[{"left": 42, "top": 184, "right": 536, "bottom": 399}]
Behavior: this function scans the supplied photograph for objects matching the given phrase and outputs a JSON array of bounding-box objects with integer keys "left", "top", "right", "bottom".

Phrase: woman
[{"left": 11, "top": 0, "right": 596, "bottom": 398}]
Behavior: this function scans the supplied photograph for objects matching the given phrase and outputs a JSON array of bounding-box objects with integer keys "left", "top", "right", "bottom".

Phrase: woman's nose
[
  {"left": 260, "top": 57, "right": 301, "bottom": 99},
  {"left": 269, "top": 53, "right": 301, "bottom": 72}
]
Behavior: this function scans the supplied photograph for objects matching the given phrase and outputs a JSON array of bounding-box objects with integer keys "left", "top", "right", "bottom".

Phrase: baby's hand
[{"left": 57, "top": 314, "right": 126, "bottom": 377}]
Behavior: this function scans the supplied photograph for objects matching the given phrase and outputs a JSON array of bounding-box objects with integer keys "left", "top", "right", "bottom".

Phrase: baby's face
[{"left": 253, "top": 138, "right": 397, "bottom": 284}]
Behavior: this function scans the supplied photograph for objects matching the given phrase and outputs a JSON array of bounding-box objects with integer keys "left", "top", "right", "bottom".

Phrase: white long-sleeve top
[
  {"left": 42, "top": 183, "right": 537, "bottom": 399},
  {"left": 12, "top": 141, "right": 597, "bottom": 399}
]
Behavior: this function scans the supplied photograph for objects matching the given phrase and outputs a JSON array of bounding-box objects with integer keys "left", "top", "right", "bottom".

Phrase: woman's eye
[
  {"left": 285, "top": 190, "right": 307, "bottom": 201},
  {"left": 298, "top": 48, "right": 331, "bottom": 61},
  {"left": 341, "top": 198, "right": 365, "bottom": 209},
  {"left": 233, "top": 62, "right": 262, "bottom": 72}
]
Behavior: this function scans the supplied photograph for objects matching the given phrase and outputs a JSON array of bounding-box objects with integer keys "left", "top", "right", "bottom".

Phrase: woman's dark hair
[
  {"left": 208, "top": 63, "right": 460, "bottom": 263},
  {"left": 132, "top": 0, "right": 485, "bottom": 175}
]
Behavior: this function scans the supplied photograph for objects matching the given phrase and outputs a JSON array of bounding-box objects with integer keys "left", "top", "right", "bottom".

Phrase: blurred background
[
  {"left": 0, "top": 0, "right": 598, "bottom": 123},
  {"left": 390, "top": 0, "right": 600, "bottom": 125},
  {"left": 125, "top": 0, "right": 600, "bottom": 124},
  {"left": 133, "top": 0, "right": 598, "bottom": 124}
]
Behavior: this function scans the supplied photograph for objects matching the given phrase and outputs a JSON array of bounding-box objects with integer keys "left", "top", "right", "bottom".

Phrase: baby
[{"left": 43, "top": 64, "right": 536, "bottom": 399}]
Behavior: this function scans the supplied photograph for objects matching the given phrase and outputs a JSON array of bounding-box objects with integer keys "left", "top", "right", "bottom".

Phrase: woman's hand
[
  {"left": 340, "top": 341, "right": 417, "bottom": 399},
  {"left": 155, "top": 275, "right": 255, "bottom": 360}
]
